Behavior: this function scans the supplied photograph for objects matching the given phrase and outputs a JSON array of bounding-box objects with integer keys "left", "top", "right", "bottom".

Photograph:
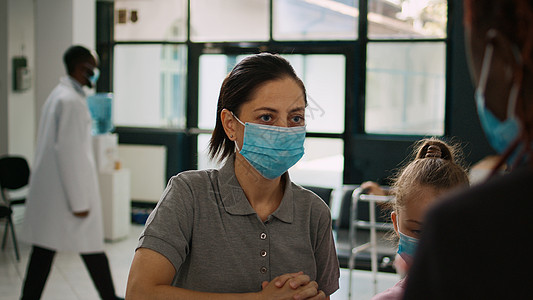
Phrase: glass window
[
  {"left": 368, "top": 0, "right": 447, "bottom": 39},
  {"left": 197, "top": 134, "right": 222, "bottom": 170},
  {"left": 114, "top": 0, "right": 187, "bottom": 41},
  {"left": 365, "top": 42, "right": 445, "bottom": 135},
  {"left": 198, "top": 55, "right": 224, "bottom": 130},
  {"left": 198, "top": 54, "right": 248, "bottom": 130},
  {"left": 198, "top": 54, "right": 346, "bottom": 134},
  {"left": 290, "top": 137, "right": 344, "bottom": 188},
  {"left": 273, "top": 0, "right": 358, "bottom": 41},
  {"left": 282, "top": 54, "right": 346, "bottom": 134},
  {"left": 190, "top": 0, "right": 269, "bottom": 42},
  {"left": 113, "top": 44, "right": 187, "bottom": 128}
]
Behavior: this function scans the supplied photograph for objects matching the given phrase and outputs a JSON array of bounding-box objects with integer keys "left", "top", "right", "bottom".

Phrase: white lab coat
[{"left": 20, "top": 76, "right": 104, "bottom": 253}]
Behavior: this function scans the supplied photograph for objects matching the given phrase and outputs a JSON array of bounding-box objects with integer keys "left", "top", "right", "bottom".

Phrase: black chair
[
  {"left": 302, "top": 185, "right": 333, "bottom": 207},
  {"left": 0, "top": 155, "right": 30, "bottom": 261}
]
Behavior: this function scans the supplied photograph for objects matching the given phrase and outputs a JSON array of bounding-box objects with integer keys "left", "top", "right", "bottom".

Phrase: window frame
[{"left": 96, "top": 0, "right": 452, "bottom": 185}]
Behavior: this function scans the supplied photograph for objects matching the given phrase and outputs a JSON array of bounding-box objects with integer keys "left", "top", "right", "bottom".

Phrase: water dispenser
[{"left": 87, "top": 93, "right": 114, "bottom": 135}]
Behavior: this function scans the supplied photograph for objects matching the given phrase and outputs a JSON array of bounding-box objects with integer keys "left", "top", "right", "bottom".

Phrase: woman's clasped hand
[{"left": 259, "top": 272, "right": 326, "bottom": 300}]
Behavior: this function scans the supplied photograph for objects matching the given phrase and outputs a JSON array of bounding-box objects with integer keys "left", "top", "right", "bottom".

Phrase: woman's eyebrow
[
  {"left": 289, "top": 106, "right": 306, "bottom": 113},
  {"left": 253, "top": 107, "right": 278, "bottom": 113},
  {"left": 252, "top": 106, "right": 305, "bottom": 113}
]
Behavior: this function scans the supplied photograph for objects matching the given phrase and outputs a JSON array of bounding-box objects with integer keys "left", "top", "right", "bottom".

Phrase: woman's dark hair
[
  {"left": 63, "top": 45, "right": 94, "bottom": 75},
  {"left": 208, "top": 52, "right": 306, "bottom": 162}
]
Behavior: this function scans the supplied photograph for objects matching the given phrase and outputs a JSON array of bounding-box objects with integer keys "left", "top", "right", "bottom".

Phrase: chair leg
[
  {"left": 8, "top": 215, "right": 20, "bottom": 261},
  {"left": 1, "top": 217, "right": 20, "bottom": 261},
  {"left": 1, "top": 219, "right": 8, "bottom": 250}
]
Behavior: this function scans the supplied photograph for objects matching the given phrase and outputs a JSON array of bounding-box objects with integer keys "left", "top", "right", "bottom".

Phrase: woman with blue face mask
[
  {"left": 368, "top": 138, "right": 469, "bottom": 300},
  {"left": 126, "top": 53, "right": 340, "bottom": 300},
  {"left": 403, "top": 1, "right": 533, "bottom": 299}
]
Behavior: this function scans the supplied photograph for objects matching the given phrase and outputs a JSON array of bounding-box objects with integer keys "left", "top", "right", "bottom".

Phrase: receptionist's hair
[{"left": 208, "top": 52, "right": 306, "bottom": 162}]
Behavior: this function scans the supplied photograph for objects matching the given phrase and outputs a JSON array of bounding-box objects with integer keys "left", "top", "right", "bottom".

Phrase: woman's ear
[
  {"left": 391, "top": 211, "right": 399, "bottom": 235},
  {"left": 220, "top": 109, "right": 237, "bottom": 141}
]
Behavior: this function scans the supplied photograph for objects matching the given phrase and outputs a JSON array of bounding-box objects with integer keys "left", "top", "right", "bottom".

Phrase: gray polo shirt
[{"left": 138, "top": 155, "right": 340, "bottom": 295}]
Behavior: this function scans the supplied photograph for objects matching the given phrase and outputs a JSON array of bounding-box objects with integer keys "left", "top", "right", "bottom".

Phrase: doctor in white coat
[{"left": 20, "top": 45, "right": 122, "bottom": 300}]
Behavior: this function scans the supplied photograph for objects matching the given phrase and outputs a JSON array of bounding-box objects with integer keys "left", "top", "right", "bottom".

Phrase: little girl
[{"left": 365, "top": 138, "right": 470, "bottom": 300}]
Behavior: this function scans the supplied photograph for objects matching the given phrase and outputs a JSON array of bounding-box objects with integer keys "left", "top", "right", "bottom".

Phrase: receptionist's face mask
[{"left": 232, "top": 112, "right": 305, "bottom": 180}]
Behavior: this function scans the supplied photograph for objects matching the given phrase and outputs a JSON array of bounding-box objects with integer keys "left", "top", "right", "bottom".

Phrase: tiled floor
[{"left": 0, "top": 220, "right": 399, "bottom": 300}]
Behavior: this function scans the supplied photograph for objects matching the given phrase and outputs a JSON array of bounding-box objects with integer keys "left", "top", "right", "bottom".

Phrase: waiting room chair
[
  {"left": 0, "top": 155, "right": 30, "bottom": 261},
  {"left": 302, "top": 185, "right": 333, "bottom": 207}
]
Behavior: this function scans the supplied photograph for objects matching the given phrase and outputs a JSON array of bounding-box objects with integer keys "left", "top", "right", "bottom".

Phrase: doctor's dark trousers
[{"left": 20, "top": 245, "right": 118, "bottom": 300}]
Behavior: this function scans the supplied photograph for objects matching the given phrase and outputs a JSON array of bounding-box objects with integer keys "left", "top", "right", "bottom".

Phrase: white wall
[
  {"left": 0, "top": 0, "right": 8, "bottom": 155},
  {"left": 35, "top": 0, "right": 73, "bottom": 122},
  {"left": 35, "top": 0, "right": 95, "bottom": 136},
  {"left": 0, "top": 0, "right": 96, "bottom": 161},
  {"left": 0, "top": 0, "right": 36, "bottom": 159},
  {"left": 7, "top": 0, "right": 35, "bottom": 160},
  {"left": 73, "top": 0, "right": 96, "bottom": 47}
]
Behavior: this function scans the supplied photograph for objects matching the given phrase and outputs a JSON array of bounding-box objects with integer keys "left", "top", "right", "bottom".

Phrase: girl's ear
[
  {"left": 220, "top": 109, "right": 237, "bottom": 141},
  {"left": 391, "top": 211, "right": 399, "bottom": 235}
]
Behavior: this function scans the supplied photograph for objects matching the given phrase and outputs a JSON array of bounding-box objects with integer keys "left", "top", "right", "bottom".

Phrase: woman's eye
[
  {"left": 291, "top": 115, "right": 304, "bottom": 124},
  {"left": 260, "top": 115, "right": 272, "bottom": 122}
]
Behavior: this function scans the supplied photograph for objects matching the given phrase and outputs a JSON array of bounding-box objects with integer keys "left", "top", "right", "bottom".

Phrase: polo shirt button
[
  {"left": 260, "top": 266, "right": 267, "bottom": 274},
  {"left": 260, "top": 232, "right": 267, "bottom": 240},
  {"left": 260, "top": 250, "right": 267, "bottom": 257}
]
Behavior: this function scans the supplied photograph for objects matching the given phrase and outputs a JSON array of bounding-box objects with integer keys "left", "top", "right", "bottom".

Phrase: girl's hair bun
[
  {"left": 391, "top": 137, "right": 469, "bottom": 212},
  {"left": 425, "top": 145, "right": 442, "bottom": 158},
  {"left": 414, "top": 138, "right": 454, "bottom": 162}
]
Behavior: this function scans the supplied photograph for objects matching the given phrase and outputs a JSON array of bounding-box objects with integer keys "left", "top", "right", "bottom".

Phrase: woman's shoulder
[
  {"left": 167, "top": 168, "right": 218, "bottom": 190},
  {"left": 158, "top": 169, "right": 220, "bottom": 206}
]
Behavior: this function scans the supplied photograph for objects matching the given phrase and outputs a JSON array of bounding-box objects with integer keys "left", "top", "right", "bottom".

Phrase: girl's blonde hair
[{"left": 391, "top": 138, "right": 470, "bottom": 213}]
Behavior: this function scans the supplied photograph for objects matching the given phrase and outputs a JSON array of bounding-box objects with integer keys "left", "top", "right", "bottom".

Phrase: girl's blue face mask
[
  {"left": 232, "top": 113, "right": 305, "bottom": 180},
  {"left": 397, "top": 219, "right": 419, "bottom": 263},
  {"left": 475, "top": 40, "right": 521, "bottom": 155}
]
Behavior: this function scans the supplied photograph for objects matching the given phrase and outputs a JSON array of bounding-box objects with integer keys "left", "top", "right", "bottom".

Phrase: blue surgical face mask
[
  {"left": 397, "top": 219, "right": 419, "bottom": 262},
  {"left": 475, "top": 42, "right": 521, "bottom": 155},
  {"left": 85, "top": 66, "right": 100, "bottom": 87},
  {"left": 232, "top": 113, "right": 305, "bottom": 180},
  {"left": 89, "top": 67, "right": 100, "bottom": 86}
]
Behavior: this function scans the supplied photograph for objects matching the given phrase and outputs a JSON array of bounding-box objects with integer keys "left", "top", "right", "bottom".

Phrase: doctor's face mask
[
  {"left": 88, "top": 68, "right": 100, "bottom": 87},
  {"left": 232, "top": 112, "right": 306, "bottom": 180},
  {"left": 84, "top": 63, "right": 100, "bottom": 88}
]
